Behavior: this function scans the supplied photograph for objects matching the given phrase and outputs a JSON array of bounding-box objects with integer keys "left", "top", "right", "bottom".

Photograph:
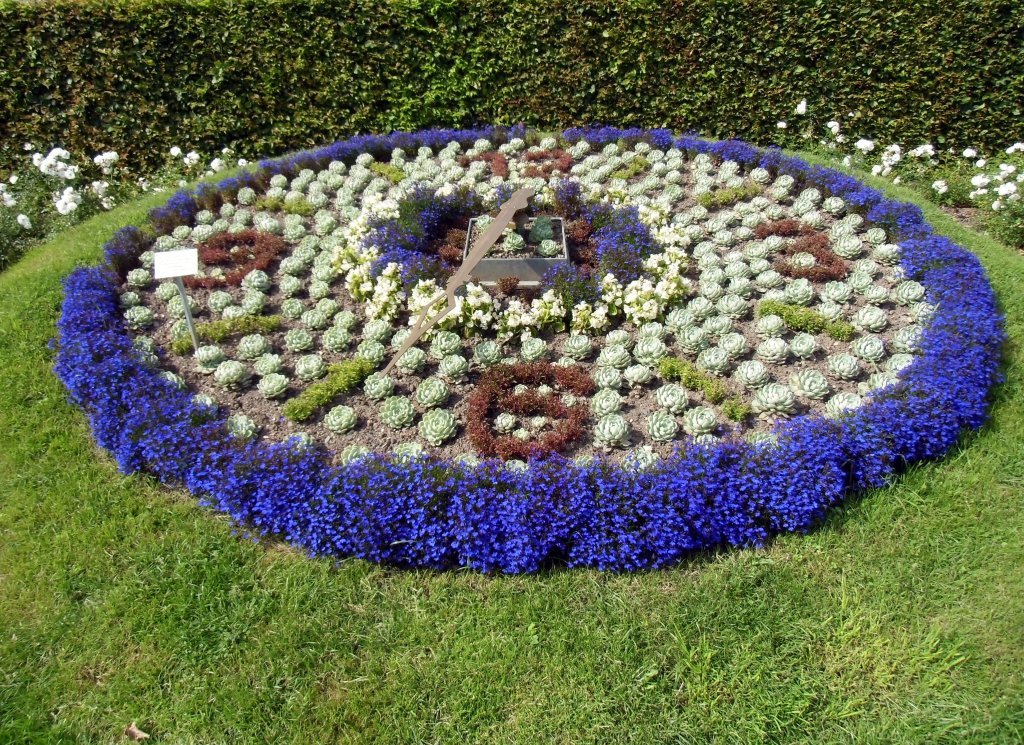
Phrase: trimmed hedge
[{"left": 2, "top": 0, "right": 1022, "bottom": 172}]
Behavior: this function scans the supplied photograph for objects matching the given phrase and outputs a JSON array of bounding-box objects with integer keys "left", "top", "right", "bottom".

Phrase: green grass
[{"left": 1, "top": 164, "right": 1023, "bottom": 743}]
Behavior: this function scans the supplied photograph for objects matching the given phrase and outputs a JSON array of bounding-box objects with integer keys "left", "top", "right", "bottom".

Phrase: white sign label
[{"left": 153, "top": 248, "right": 199, "bottom": 280}]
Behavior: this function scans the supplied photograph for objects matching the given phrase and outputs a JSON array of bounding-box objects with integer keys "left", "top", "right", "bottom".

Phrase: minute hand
[{"left": 381, "top": 187, "right": 536, "bottom": 376}]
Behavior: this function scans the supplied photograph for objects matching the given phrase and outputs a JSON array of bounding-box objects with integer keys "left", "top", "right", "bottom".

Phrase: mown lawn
[{"left": 0, "top": 164, "right": 1021, "bottom": 744}]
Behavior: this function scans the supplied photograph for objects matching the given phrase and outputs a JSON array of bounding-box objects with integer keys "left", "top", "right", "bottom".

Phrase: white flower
[
  {"left": 8, "top": 174, "right": 17, "bottom": 184},
  {"left": 794, "top": 99, "right": 807, "bottom": 115},
  {"left": 970, "top": 174, "right": 991, "bottom": 188},
  {"left": 992, "top": 200, "right": 1003, "bottom": 211},
  {"left": 892, "top": 177, "right": 901, "bottom": 184},
  {"left": 975, "top": 158, "right": 987, "bottom": 168},
  {"left": 997, "top": 182, "right": 1017, "bottom": 197},
  {"left": 999, "top": 163, "right": 1016, "bottom": 175},
  {"left": 962, "top": 148, "right": 977, "bottom": 158},
  {"left": 776, "top": 121, "right": 787, "bottom": 129},
  {"left": 909, "top": 144, "right": 934, "bottom": 158},
  {"left": 16, "top": 214, "right": 31, "bottom": 229},
  {"left": 932, "top": 180, "right": 948, "bottom": 194},
  {"left": 855, "top": 139, "right": 875, "bottom": 153},
  {"left": 169, "top": 146, "right": 182, "bottom": 157},
  {"left": 183, "top": 151, "right": 200, "bottom": 167},
  {"left": 842, "top": 155, "right": 853, "bottom": 167},
  {"left": 871, "top": 165, "right": 883, "bottom": 175},
  {"left": 89, "top": 180, "right": 109, "bottom": 197},
  {"left": 221, "top": 147, "right": 233, "bottom": 156},
  {"left": 826, "top": 120, "right": 840, "bottom": 135},
  {"left": 237, "top": 158, "right": 249, "bottom": 168},
  {"left": 209, "top": 157, "right": 226, "bottom": 173},
  {"left": 22, "top": 143, "right": 34, "bottom": 151},
  {"left": 1005, "top": 142, "right": 1024, "bottom": 154}
]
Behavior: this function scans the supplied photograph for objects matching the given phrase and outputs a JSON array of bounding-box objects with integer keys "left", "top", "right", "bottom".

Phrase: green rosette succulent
[
  {"left": 853, "top": 306, "right": 889, "bottom": 333},
  {"left": 242, "top": 269, "right": 271, "bottom": 293},
  {"left": 783, "top": 278, "right": 815, "bottom": 307},
  {"left": 864, "top": 227, "right": 887, "bottom": 245},
  {"left": 166, "top": 294, "right": 199, "bottom": 319},
  {"left": 789, "top": 369, "right": 830, "bottom": 399},
  {"left": 154, "top": 281, "right": 178, "bottom": 302},
  {"left": 159, "top": 370, "right": 187, "bottom": 390},
  {"left": 536, "top": 239, "right": 561, "bottom": 258},
  {"left": 863, "top": 284, "right": 889, "bottom": 305},
  {"left": 822, "top": 281, "right": 853, "bottom": 304},
  {"left": 284, "top": 328, "right": 314, "bottom": 353},
  {"left": 241, "top": 292, "right": 267, "bottom": 316},
  {"left": 414, "top": 377, "right": 449, "bottom": 408},
  {"left": 280, "top": 298, "right": 305, "bottom": 320},
  {"left": 124, "top": 305, "right": 155, "bottom": 330},
  {"left": 214, "top": 360, "right": 250, "bottom": 389},
  {"left": 389, "top": 328, "right": 411, "bottom": 350},
  {"left": 430, "top": 330, "right": 462, "bottom": 360},
  {"left": 825, "top": 392, "right": 863, "bottom": 417},
  {"left": 257, "top": 373, "right": 289, "bottom": 399},
  {"left": 785, "top": 333, "right": 815, "bottom": 360},
  {"left": 380, "top": 396, "right": 416, "bottom": 429},
  {"left": 703, "top": 314, "right": 733, "bottom": 338},
  {"left": 633, "top": 337, "right": 668, "bottom": 366},
  {"left": 756, "top": 337, "right": 789, "bottom": 365},
  {"left": 295, "top": 354, "right": 327, "bottom": 381},
  {"left": 847, "top": 271, "right": 874, "bottom": 294},
  {"left": 439, "top": 354, "right": 469, "bottom": 382},
  {"left": 851, "top": 335, "right": 886, "bottom": 364},
  {"left": 718, "top": 333, "right": 748, "bottom": 360},
  {"left": 562, "top": 334, "right": 593, "bottom": 361},
  {"left": 593, "top": 366, "right": 623, "bottom": 390},
  {"left": 339, "top": 444, "right": 371, "bottom": 464},
  {"left": 396, "top": 346, "right": 427, "bottom": 374},
  {"left": 595, "top": 414, "right": 630, "bottom": 449},
  {"left": 892, "top": 280, "right": 926, "bottom": 306},
  {"left": 356, "top": 340, "right": 387, "bottom": 367},
  {"left": 871, "top": 244, "right": 902, "bottom": 266},
  {"left": 597, "top": 344, "right": 632, "bottom": 369},
  {"left": 886, "top": 353, "right": 915, "bottom": 374},
  {"left": 687, "top": 296, "right": 717, "bottom": 322},
  {"left": 253, "top": 353, "right": 283, "bottom": 376},
  {"left": 734, "top": 359, "right": 771, "bottom": 389},
  {"left": 363, "top": 372, "right": 394, "bottom": 400},
  {"left": 362, "top": 319, "right": 393, "bottom": 344},
  {"left": 817, "top": 301, "right": 845, "bottom": 323},
  {"left": 647, "top": 410, "right": 679, "bottom": 442},
  {"left": 392, "top": 441, "right": 426, "bottom": 460},
  {"left": 700, "top": 282, "right": 725, "bottom": 302},
  {"left": 755, "top": 314, "right": 785, "bottom": 338},
  {"left": 529, "top": 216, "right": 555, "bottom": 242},
  {"left": 832, "top": 234, "right": 864, "bottom": 260},
  {"left": 126, "top": 268, "right": 152, "bottom": 288},
  {"left": 696, "top": 347, "right": 731, "bottom": 376},
  {"left": 279, "top": 275, "right": 302, "bottom": 298},
  {"left": 301, "top": 309, "right": 330, "bottom": 330},
  {"left": 623, "top": 364, "right": 653, "bottom": 387},
  {"left": 520, "top": 336, "right": 547, "bottom": 362},
  {"left": 665, "top": 308, "right": 695, "bottom": 333},
  {"left": 677, "top": 327, "right": 710, "bottom": 355},
  {"left": 237, "top": 333, "right": 271, "bottom": 360},
  {"left": 227, "top": 414, "right": 258, "bottom": 441},
  {"left": 716, "top": 293, "right": 749, "bottom": 319},
  {"left": 893, "top": 325, "right": 923, "bottom": 354},
  {"left": 334, "top": 310, "right": 357, "bottom": 330},
  {"left": 591, "top": 388, "right": 623, "bottom": 416},
  {"left": 605, "top": 329, "right": 634, "bottom": 349},
  {"left": 195, "top": 345, "right": 226, "bottom": 373},
  {"left": 682, "top": 406, "right": 718, "bottom": 436},
  {"left": 623, "top": 445, "right": 661, "bottom": 472},
  {"left": 827, "top": 353, "right": 862, "bottom": 381},
  {"left": 751, "top": 383, "right": 797, "bottom": 417},
  {"left": 321, "top": 326, "right": 352, "bottom": 352},
  {"left": 494, "top": 412, "right": 517, "bottom": 434},
  {"left": 655, "top": 383, "right": 688, "bottom": 414},
  {"left": 503, "top": 232, "right": 526, "bottom": 252},
  {"left": 419, "top": 409, "right": 457, "bottom": 446},
  {"left": 474, "top": 340, "right": 503, "bottom": 367},
  {"left": 639, "top": 321, "right": 667, "bottom": 340},
  {"left": 324, "top": 405, "right": 358, "bottom": 434},
  {"left": 207, "top": 290, "right": 233, "bottom": 313},
  {"left": 753, "top": 269, "right": 785, "bottom": 292},
  {"left": 860, "top": 372, "right": 900, "bottom": 394}
]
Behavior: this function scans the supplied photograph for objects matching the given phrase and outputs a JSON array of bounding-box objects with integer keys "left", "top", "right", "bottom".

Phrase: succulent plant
[
  {"left": 860, "top": 371, "right": 900, "bottom": 394},
  {"left": 295, "top": 354, "right": 327, "bottom": 381},
  {"left": 513, "top": 427, "right": 531, "bottom": 441},
  {"left": 892, "top": 280, "right": 926, "bottom": 306},
  {"left": 595, "top": 414, "right": 630, "bottom": 448},
  {"left": 494, "top": 412, "right": 517, "bottom": 434},
  {"left": 414, "top": 376, "right": 449, "bottom": 408},
  {"left": 321, "top": 326, "right": 352, "bottom": 353},
  {"left": 682, "top": 406, "right": 718, "bottom": 436},
  {"left": 646, "top": 410, "right": 678, "bottom": 442},
  {"left": 300, "top": 309, "right": 329, "bottom": 331},
  {"left": 428, "top": 330, "right": 461, "bottom": 360},
  {"left": 419, "top": 408, "right": 457, "bottom": 446},
  {"left": 756, "top": 337, "right": 789, "bottom": 365},
  {"left": 396, "top": 346, "right": 427, "bottom": 374},
  {"left": 124, "top": 305, "right": 155, "bottom": 330},
  {"left": 249, "top": 352, "right": 281, "bottom": 376},
  {"left": 789, "top": 369, "right": 830, "bottom": 399},
  {"left": 677, "top": 327, "right": 710, "bottom": 356},
  {"left": 392, "top": 441, "right": 426, "bottom": 460},
  {"left": 825, "top": 392, "right": 863, "bottom": 417},
  {"left": 360, "top": 373, "right": 393, "bottom": 403},
  {"left": 624, "top": 364, "right": 653, "bottom": 387},
  {"left": 439, "top": 354, "right": 469, "bottom": 381},
  {"left": 655, "top": 383, "right": 688, "bottom": 414},
  {"left": 605, "top": 329, "right": 634, "bottom": 349},
  {"left": 593, "top": 366, "right": 623, "bottom": 390},
  {"left": 751, "top": 383, "right": 797, "bottom": 417},
  {"left": 334, "top": 310, "right": 357, "bottom": 330},
  {"left": 753, "top": 269, "right": 785, "bottom": 292},
  {"left": 562, "top": 334, "right": 593, "bottom": 360},
  {"left": 639, "top": 321, "right": 667, "bottom": 340},
  {"left": 155, "top": 281, "right": 179, "bottom": 301},
  {"left": 242, "top": 269, "right": 271, "bottom": 293},
  {"left": 258, "top": 373, "right": 289, "bottom": 399},
  {"left": 356, "top": 340, "right": 387, "bottom": 367},
  {"left": 893, "top": 325, "right": 923, "bottom": 354},
  {"left": 339, "top": 444, "right": 370, "bottom": 464},
  {"left": 591, "top": 388, "right": 623, "bottom": 416},
  {"left": 665, "top": 308, "right": 695, "bottom": 333},
  {"left": 822, "top": 281, "right": 853, "bottom": 305},
  {"left": 852, "top": 306, "right": 889, "bottom": 333},
  {"left": 537, "top": 239, "right": 561, "bottom": 258},
  {"left": 783, "top": 278, "right": 815, "bottom": 307},
  {"left": 723, "top": 261, "right": 752, "bottom": 279},
  {"left": 285, "top": 328, "right": 314, "bottom": 353},
  {"left": 126, "top": 268, "right": 152, "bottom": 288},
  {"left": 280, "top": 298, "right": 305, "bottom": 319},
  {"left": 520, "top": 336, "right": 547, "bottom": 362},
  {"left": 205, "top": 291, "right": 233, "bottom": 314},
  {"left": 633, "top": 337, "right": 668, "bottom": 366},
  {"left": 697, "top": 347, "right": 731, "bottom": 375},
  {"left": 529, "top": 216, "right": 555, "bottom": 242},
  {"left": 716, "top": 293, "right": 749, "bottom": 320},
  {"left": 851, "top": 335, "right": 885, "bottom": 364},
  {"left": 847, "top": 271, "right": 874, "bottom": 294},
  {"left": 227, "top": 413, "right": 259, "bottom": 441},
  {"left": 871, "top": 244, "right": 902, "bottom": 266},
  {"left": 166, "top": 294, "right": 199, "bottom": 319},
  {"left": 755, "top": 314, "right": 785, "bottom": 338},
  {"left": 503, "top": 232, "right": 526, "bottom": 252},
  {"left": 195, "top": 345, "right": 226, "bottom": 373},
  {"left": 827, "top": 353, "right": 862, "bottom": 380},
  {"left": 597, "top": 344, "right": 632, "bottom": 369},
  {"left": 687, "top": 296, "right": 717, "bottom": 321},
  {"left": 241, "top": 292, "right": 267, "bottom": 315},
  {"left": 703, "top": 315, "right": 734, "bottom": 338},
  {"left": 362, "top": 319, "right": 393, "bottom": 344},
  {"left": 886, "top": 353, "right": 915, "bottom": 374},
  {"left": 474, "top": 340, "right": 503, "bottom": 367},
  {"left": 380, "top": 396, "right": 416, "bottom": 429},
  {"left": 817, "top": 301, "right": 845, "bottom": 323},
  {"left": 700, "top": 282, "right": 725, "bottom": 302},
  {"left": 789, "top": 332, "right": 818, "bottom": 359},
  {"left": 862, "top": 285, "right": 888, "bottom": 305},
  {"left": 734, "top": 359, "right": 771, "bottom": 389},
  {"left": 159, "top": 370, "right": 187, "bottom": 390},
  {"left": 322, "top": 404, "right": 358, "bottom": 434},
  {"left": 832, "top": 234, "right": 864, "bottom": 260},
  {"left": 234, "top": 333, "right": 268, "bottom": 360},
  {"left": 214, "top": 360, "right": 250, "bottom": 389}
]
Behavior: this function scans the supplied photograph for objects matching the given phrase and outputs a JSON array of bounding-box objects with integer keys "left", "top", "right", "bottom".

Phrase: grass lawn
[{"left": 0, "top": 161, "right": 1022, "bottom": 744}]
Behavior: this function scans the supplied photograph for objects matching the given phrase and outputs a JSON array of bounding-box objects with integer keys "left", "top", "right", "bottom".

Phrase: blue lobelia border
[{"left": 54, "top": 128, "right": 1005, "bottom": 573}]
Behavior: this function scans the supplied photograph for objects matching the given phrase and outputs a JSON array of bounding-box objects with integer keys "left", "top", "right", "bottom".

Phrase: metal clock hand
[{"left": 381, "top": 187, "right": 535, "bottom": 376}]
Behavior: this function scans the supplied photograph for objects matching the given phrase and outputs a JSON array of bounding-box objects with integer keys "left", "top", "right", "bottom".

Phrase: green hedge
[{"left": 1, "top": 0, "right": 1022, "bottom": 172}]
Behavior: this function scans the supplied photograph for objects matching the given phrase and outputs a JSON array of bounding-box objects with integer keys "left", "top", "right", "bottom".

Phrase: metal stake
[{"left": 174, "top": 276, "right": 200, "bottom": 354}]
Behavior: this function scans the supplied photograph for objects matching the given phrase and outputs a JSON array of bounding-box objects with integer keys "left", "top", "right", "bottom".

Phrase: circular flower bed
[{"left": 55, "top": 126, "right": 1004, "bottom": 572}]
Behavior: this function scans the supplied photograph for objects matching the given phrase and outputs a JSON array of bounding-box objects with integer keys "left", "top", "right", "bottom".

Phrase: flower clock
[{"left": 55, "top": 126, "right": 1004, "bottom": 572}]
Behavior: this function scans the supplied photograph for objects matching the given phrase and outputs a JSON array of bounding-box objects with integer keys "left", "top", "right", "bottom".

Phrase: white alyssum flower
[
  {"left": 54, "top": 186, "right": 82, "bottom": 215},
  {"left": 996, "top": 182, "right": 1017, "bottom": 197},
  {"left": 33, "top": 148, "right": 78, "bottom": 180},
  {"left": 975, "top": 159, "right": 987, "bottom": 168},
  {"left": 932, "top": 180, "right": 948, "bottom": 194},
  {"left": 16, "top": 213, "right": 31, "bottom": 229},
  {"left": 971, "top": 174, "right": 991, "bottom": 188},
  {"left": 92, "top": 151, "right": 119, "bottom": 174},
  {"left": 909, "top": 144, "right": 934, "bottom": 158},
  {"left": 963, "top": 147, "right": 977, "bottom": 158},
  {"left": 183, "top": 151, "right": 200, "bottom": 168},
  {"left": 855, "top": 139, "right": 875, "bottom": 153}
]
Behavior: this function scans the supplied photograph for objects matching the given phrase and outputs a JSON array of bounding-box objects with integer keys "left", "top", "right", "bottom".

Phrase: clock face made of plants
[{"left": 57, "top": 127, "right": 1002, "bottom": 571}]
